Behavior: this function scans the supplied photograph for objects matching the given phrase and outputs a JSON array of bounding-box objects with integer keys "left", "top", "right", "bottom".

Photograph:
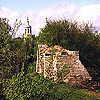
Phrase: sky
[{"left": 0, "top": 0, "right": 100, "bottom": 36}]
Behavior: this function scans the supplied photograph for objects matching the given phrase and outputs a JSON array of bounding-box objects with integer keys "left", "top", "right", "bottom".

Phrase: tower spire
[
  {"left": 23, "top": 17, "right": 32, "bottom": 39},
  {"left": 27, "top": 17, "right": 30, "bottom": 26}
]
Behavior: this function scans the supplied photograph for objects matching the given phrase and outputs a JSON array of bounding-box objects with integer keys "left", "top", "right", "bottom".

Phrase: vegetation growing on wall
[{"left": 57, "top": 64, "right": 70, "bottom": 81}]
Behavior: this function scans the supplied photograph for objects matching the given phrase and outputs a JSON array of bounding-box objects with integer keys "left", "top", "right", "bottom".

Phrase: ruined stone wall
[
  {"left": 36, "top": 47, "right": 44, "bottom": 73},
  {"left": 36, "top": 45, "right": 91, "bottom": 83},
  {"left": 44, "top": 55, "right": 54, "bottom": 78},
  {"left": 63, "top": 52, "right": 91, "bottom": 83},
  {"left": 36, "top": 44, "right": 48, "bottom": 74}
]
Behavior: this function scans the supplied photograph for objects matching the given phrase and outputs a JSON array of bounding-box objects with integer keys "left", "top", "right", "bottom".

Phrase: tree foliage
[
  {"left": 0, "top": 18, "right": 35, "bottom": 79},
  {"left": 38, "top": 19, "right": 100, "bottom": 81},
  {"left": 0, "top": 18, "right": 14, "bottom": 78},
  {"left": 0, "top": 18, "right": 36, "bottom": 99}
]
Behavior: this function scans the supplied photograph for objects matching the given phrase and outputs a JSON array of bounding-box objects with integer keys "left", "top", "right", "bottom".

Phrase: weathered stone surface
[{"left": 36, "top": 44, "right": 92, "bottom": 84}]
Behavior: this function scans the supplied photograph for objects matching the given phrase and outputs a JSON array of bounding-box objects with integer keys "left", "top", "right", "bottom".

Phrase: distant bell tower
[{"left": 24, "top": 17, "right": 32, "bottom": 39}]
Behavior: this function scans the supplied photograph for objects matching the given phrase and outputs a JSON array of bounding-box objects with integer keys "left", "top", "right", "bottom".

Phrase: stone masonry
[{"left": 36, "top": 44, "right": 92, "bottom": 83}]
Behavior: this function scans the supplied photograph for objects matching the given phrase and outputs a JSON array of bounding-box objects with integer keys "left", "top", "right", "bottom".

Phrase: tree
[
  {"left": 38, "top": 19, "right": 100, "bottom": 81},
  {"left": 0, "top": 17, "right": 36, "bottom": 78},
  {"left": 0, "top": 18, "right": 13, "bottom": 78}
]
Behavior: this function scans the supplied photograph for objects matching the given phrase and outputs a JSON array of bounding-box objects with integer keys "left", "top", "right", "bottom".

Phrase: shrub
[
  {"left": 2, "top": 72, "right": 53, "bottom": 100},
  {"left": 2, "top": 73, "right": 98, "bottom": 100}
]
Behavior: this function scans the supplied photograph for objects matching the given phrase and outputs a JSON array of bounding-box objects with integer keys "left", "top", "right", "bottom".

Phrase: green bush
[
  {"left": 2, "top": 73, "right": 98, "bottom": 100},
  {"left": 2, "top": 72, "right": 53, "bottom": 100},
  {"left": 27, "top": 63, "right": 36, "bottom": 74}
]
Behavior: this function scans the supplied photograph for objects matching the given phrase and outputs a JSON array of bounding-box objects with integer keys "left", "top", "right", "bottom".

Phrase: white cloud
[
  {"left": 31, "top": 3, "right": 78, "bottom": 35},
  {"left": 75, "top": 4, "right": 100, "bottom": 27},
  {"left": 0, "top": 7, "right": 19, "bottom": 25},
  {"left": 38, "top": 3, "right": 77, "bottom": 19},
  {"left": 0, "top": 3, "right": 100, "bottom": 36}
]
